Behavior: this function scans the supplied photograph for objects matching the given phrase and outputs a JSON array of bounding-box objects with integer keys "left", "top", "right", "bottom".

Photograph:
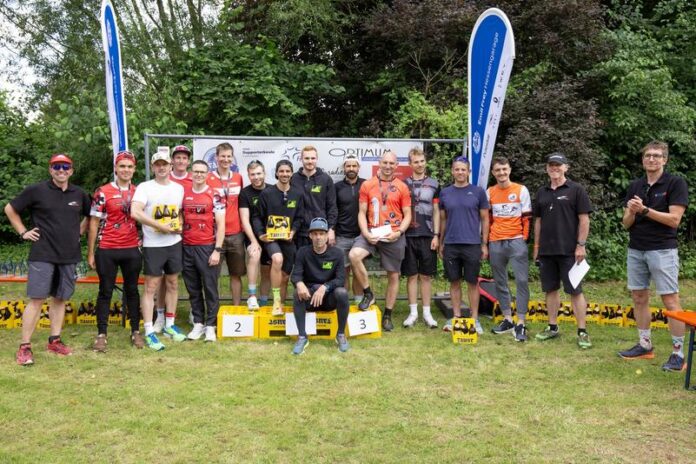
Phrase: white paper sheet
[{"left": 568, "top": 259, "right": 590, "bottom": 289}]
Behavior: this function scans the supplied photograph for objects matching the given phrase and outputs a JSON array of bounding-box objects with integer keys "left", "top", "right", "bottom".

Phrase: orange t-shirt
[
  {"left": 487, "top": 182, "right": 532, "bottom": 241},
  {"left": 359, "top": 176, "right": 412, "bottom": 231},
  {"left": 206, "top": 171, "right": 243, "bottom": 235}
]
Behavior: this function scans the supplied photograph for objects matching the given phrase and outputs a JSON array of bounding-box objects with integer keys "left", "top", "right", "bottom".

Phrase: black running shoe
[{"left": 358, "top": 291, "right": 375, "bottom": 311}]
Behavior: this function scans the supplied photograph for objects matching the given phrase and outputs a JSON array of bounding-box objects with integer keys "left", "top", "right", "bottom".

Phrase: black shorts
[
  {"left": 443, "top": 244, "right": 481, "bottom": 284},
  {"left": 264, "top": 240, "right": 296, "bottom": 276},
  {"left": 401, "top": 236, "right": 437, "bottom": 277},
  {"left": 142, "top": 242, "right": 183, "bottom": 276},
  {"left": 539, "top": 255, "right": 582, "bottom": 295},
  {"left": 244, "top": 237, "right": 272, "bottom": 266}
]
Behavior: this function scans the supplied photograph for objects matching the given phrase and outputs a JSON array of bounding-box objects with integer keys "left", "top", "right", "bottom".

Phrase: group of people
[{"left": 6, "top": 141, "right": 689, "bottom": 371}]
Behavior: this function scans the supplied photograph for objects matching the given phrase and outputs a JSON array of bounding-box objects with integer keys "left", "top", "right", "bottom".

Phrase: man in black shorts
[
  {"left": 402, "top": 148, "right": 440, "bottom": 329},
  {"left": 239, "top": 160, "right": 271, "bottom": 309},
  {"left": 253, "top": 160, "right": 304, "bottom": 316},
  {"left": 533, "top": 152, "right": 593, "bottom": 349},
  {"left": 5, "top": 153, "right": 91, "bottom": 365},
  {"left": 290, "top": 217, "right": 350, "bottom": 355}
]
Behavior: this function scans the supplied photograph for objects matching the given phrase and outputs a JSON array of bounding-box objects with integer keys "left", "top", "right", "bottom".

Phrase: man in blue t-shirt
[
  {"left": 438, "top": 156, "right": 490, "bottom": 334},
  {"left": 619, "top": 141, "right": 689, "bottom": 372}
]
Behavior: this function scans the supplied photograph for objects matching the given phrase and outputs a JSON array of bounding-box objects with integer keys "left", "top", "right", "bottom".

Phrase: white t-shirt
[{"left": 133, "top": 179, "right": 184, "bottom": 247}]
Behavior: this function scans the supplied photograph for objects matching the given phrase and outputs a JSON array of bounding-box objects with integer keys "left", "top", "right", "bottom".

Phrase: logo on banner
[
  {"left": 203, "top": 148, "right": 239, "bottom": 173},
  {"left": 473, "top": 131, "right": 482, "bottom": 154}
]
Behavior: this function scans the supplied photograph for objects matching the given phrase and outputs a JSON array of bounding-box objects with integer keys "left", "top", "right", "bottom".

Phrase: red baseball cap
[
  {"left": 114, "top": 150, "right": 136, "bottom": 165},
  {"left": 172, "top": 145, "right": 191, "bottom": 156},
  {"left": 49, "top": 153, "right": 73, "bottom": 165}
]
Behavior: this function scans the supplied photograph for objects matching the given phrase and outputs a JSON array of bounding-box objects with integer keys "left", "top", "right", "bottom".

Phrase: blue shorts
[{"left": 627, "top": 248, "right": 679, "bottom": 295}]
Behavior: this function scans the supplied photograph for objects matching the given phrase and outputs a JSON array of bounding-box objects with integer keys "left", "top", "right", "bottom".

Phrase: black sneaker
[
  {"left": 358, "top": 291, "right": 375, "bottom": 311},
  {"left": 492, "top": 318, "right": 515, "bottom": 334},
  {"left": 661, "top": 353, "right": 686, "bottom": 372},
  {"left": 382, "top": 314, "right": 394, "bottom": 332},
  {"left": 514, "top": 324, "right": 528, "bottom": 342}
]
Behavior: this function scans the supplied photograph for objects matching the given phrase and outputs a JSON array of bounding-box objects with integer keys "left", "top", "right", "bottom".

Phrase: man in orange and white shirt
[
  {"left": 487, "top": 157, "right": 532, "bottom": 342},
  {"left": 206, "top": 142, "right": 245, "bottom": 305}
]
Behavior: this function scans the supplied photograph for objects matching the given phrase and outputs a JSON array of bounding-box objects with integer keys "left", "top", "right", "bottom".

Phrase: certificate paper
[{"left": 568, "top": 259, "right": 590, "bottom": 289}]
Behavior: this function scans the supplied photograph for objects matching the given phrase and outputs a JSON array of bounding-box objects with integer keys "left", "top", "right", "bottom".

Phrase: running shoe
[
  {"left": 358, "top": 291, "right": 375, "bottom": 311},
  {"left": 292, "top": 336, "right": 309, "bottom": 355},
  {"left": 336, "top": 333, "right": 350, "bottom": 352},
  {"left": 153, "top": 313, "right": 165, "bottom": 333},
  {"left": 514, "top": 324, "right": 528, "bottom": 342},
  {"left": 272, "top": 300, "right": 284, "bottom": 316},
  {"left": 662, "top": 353, "right": 686, "bottom": 372},
  {"left": 577, "top": 331, "right": 592, "bottom": 349},
  {"left": 403, "top": 313, "right": 418, "bottom": 328},
  {"left": 205, "top": 326, "right": 217, "bottom": 342},
  {"left": 187, "top": 323, "right": 205, "bottom": 340},
  {"left": 535, "top": 326, "right": 559, "bottom": 341},
  {"left": 382, "top": 314, "right": 394, "bottom": 332},
  {"left": 423, "top": 313, "right": 438, "bottom": 329},
  {"left": 145, "top": 333, "right": 165, "bottom": 351},
  {"left": 92, "top": 334, "right": 107, "bottom": 353},
  {"left": 162, "top": 325, "right": 187, "bottom": 342},
  {"left": 47, "top": 338, "right": 72, "bottom": 356},
  {"left": 16, "top": 344, "right": 34, "bottom": 366},
  {"left": 618, "top": 343, "right": 655, "bottom": 360},
  {"left": 442, "top": 318, "right": 453, "bottom": 332},
  {"left": 247, "top": 295, "right": 260, "bottom": 311},
  {"left": 131, "top": 331, "right": 145, "bottom": 349},
  {"left": 491, "top": 318, "right": 515, "bottom": 335},
  {"left": 474, "top": 319, "right": 484, "bottom": 335}
]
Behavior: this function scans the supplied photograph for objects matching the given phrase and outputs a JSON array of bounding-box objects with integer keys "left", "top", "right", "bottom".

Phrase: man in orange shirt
[
  {"left": 487, "top": 157, "right": 532, "bottom": 342},
  {"left": 206, "top": 143, "right": 245, "bottom": 305},
  {"left": 349, "top": 150, "right": 412, "bottom": 331}
]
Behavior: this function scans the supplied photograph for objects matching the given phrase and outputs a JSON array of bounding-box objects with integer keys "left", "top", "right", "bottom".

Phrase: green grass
[{"left": 1, "top": 279, "right": 695, "bottom": 463}]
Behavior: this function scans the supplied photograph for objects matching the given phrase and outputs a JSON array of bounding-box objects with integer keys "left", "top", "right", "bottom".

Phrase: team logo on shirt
[
  {"left": 508, "top": 193, "right": 517, "bottom": 201},
  {"left": 557, "top": 195, "right": 569, "bottom": 201},
  {"left": 68, "top": 201, "right": 80, "bottom": 207},
  {"left": 252, "top": 198, "right": 259, "bottom": 205},
  {"left": 311, "top": 185, "right": 322, "bottom": 193},
  {"left": 322, "top": 261, "right": 334, "bottom": 270},
  {"left": 287, "top": 200, "right": 297, "bottom": 208}
]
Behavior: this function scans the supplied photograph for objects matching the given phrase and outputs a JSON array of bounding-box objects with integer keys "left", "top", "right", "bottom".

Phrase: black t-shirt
[
  {"left": 10, "top": 180, "right": 91, "bottom": 263},
  {"left": 252, "top": 185, "right": 305, "bottom": 237},
  {"left": 624, "top": 172, "right": 688, "bottom": 250},
  {"left": 291, "top": 245, "right": 345, "bottom": 291},
  {"left": 533, "top": 179, "right": 592, "bottom": 256},
  {"left": 334, "top": 178, "right": 365, "bottom": 237}
]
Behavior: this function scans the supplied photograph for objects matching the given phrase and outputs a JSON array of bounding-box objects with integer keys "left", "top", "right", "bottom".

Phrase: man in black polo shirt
[
  {"left": 533, "top": 152, "right": 593, "bottom": 349},
  {"left": 334, "top": 154, "right": 365, "bottom": 302},
  {"left": 290, "top": 217, "right": 350, "bottom": 355},
  {"left": 618, "top": 141, "right": 689, "bottom": 372},
  {"left": 5, "top": 153, "right": 91, "bottom": 365}
]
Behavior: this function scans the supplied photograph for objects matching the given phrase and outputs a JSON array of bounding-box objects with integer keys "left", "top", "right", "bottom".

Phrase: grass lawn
[{"left": 1, "top": 278, "right": 695, "bottom": 463}]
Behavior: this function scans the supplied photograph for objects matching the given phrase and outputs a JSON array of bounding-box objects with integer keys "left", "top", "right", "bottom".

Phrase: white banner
[{"left": 192, "top": 139, "right": 423, "bottom": 185}]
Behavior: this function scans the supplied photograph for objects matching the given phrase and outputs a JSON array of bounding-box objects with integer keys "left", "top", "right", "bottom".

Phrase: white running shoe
[
  {"left": 153, "top": 313, "right": 165, "bottom": 333},
  {"left": 187, "top": 323, "right": 205, "bottom": 340},
  {"left": 423, "top": 313, "right": 438, "bottom": 329},
  {"left": 403, "top": 313, "right": 418, "bottom": 328},
  {"left": 474, "top": 319, "right": 484, "bottom": 335},
  {"left": 204, "top": 326, "right": 217, "bottom": 342},
  {"left": 247, "top": 295, "right": 260, "bottom": 311},
  {"left": 442, "top": 318, "right": 453, "bottom": 332}
]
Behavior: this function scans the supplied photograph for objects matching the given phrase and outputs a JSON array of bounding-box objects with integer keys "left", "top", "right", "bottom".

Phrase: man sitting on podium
[{"left": 290, "top": 217, "right": 350, "bottom": 355}]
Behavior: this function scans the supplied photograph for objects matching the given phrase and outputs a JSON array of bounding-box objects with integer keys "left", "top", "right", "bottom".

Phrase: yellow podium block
[
  {"left": 451, "top": 317, "right": 478, "bottom": 344},
  {"left": 346, "top": 305, "right": 382, "bottom": 339},
  {"left": 217, "top": 306, "right": 258, "bottom": 340},
  {"left": 257, "top": 306, "right": 292, "bottom": 338}
]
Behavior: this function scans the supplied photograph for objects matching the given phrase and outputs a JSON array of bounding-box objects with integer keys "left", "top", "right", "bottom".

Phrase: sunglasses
[
  {"left": 192, "top": 170, "right": 208, "bottom": 175},
  {"left": 51, "top": 163, "right": 72, "bottom": 171}
]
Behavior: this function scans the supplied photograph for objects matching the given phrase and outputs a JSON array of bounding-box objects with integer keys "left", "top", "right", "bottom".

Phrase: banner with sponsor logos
[
  {"left": 468, "top": 8, "right": 515, "bottom": 189},
  {"left": 192, "top": 139, "right": 423, "bottom": 185},
  {"left": 100, "top": 0, "right": 128, "bottom": 159}
]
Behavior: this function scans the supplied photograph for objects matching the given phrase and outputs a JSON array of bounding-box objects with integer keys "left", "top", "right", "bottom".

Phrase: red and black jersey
[
  {"left": 91, "top": 182, "right": 139, "bottom": 249},
  {"left": 182, "top": 185, "right": 226, "bottom": 245},
  {"left": 206, "top": 171, "right": 243, "bottom": 235}
]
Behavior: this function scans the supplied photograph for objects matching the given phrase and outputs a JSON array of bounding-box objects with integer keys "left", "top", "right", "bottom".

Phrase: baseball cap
[
  {"left": 547, "top": 152, "right": 568, "bottom": 165},
  {"left": 308, "top": 217, "right": 329, "bottom": 233},
  {"left": 172, "top": 145, "right": 191, "bottom": 157},
  {"left": 343, "top": 154, "right": 360, "bottom": 165},
  {"left": 49, "top": 153, "right": 73, "bottom": 165},
  {"left": 151, "top": 151, "right": 171, "bottom": 164},
  {"left": 114, "top": 150, "right": 136, "bottom": 165}
]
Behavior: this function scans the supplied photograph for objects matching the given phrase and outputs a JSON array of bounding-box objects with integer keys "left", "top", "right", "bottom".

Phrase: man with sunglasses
[
  {"left": 252, "top": 160, "right": 304, "bottom": 316},
  {"left": 6, "top": 154, "right": 91, "bottom": 366},
  {"left": 87, "top": 151, "right": 143, "bottom": 352},
  {"left": 619, "top": 141, "right": 689, "bottom": 372},
  {"left": 207, "top": 143, "right": 245, "bottom": 306},
  {"left": 291, "top": 146, "right": 337, "bottom": 250},
  {"left": 239, "top": 160, "right": 271, "bottom": 310},
  {"left": 290, "top": 217, "right": 350, "bottom": 355},
  {"left": 182, "top": 160, "right": 226, "bottom": 342}
]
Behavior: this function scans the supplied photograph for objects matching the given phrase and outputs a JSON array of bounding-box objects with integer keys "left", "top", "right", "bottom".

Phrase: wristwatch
[
  {"left": 640, "top": 207, "right": 649, "bottom": 216},
  {"left": 214, "top": 247, "right": 224, "bottom": 253},
  {"left": 577, "top": 241, "right": 586, "bottom": 247}
]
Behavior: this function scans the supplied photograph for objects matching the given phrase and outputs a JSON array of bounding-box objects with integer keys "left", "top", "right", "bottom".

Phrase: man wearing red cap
[
  {"left": 5, "top": 153, "right": 91, "bottom": 366},
  {"left": 87, "top": 151, "right": 143, "bottom": 352}
]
